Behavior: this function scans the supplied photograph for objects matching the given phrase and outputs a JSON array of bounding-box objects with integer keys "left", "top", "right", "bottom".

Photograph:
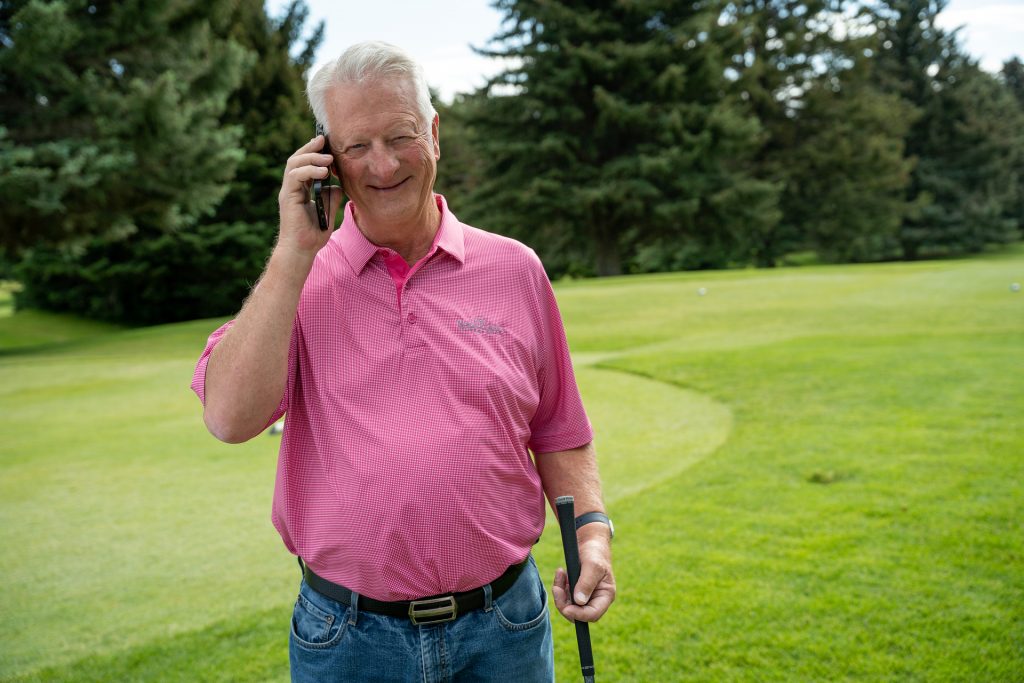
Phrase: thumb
[{"left": 572, "top": 563, "right": 602, "bottom": 605}]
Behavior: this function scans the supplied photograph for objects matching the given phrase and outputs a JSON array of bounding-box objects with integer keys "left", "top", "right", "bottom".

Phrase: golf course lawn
[{"left": 1, "top": 248, "right": 1021, "bottom": 681}]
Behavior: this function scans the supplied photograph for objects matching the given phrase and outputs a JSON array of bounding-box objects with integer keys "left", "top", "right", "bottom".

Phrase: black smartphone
[{"left": 312, "top": 122, "right": 331, "bottom": 231}]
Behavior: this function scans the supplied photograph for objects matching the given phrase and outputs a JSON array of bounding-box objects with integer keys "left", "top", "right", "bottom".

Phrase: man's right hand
[
  {"left": 277, "top": 134, "right": 344, "bottom": 255},
  {"left": 203, "top": 134, "right": 342, "bottom": 443}
]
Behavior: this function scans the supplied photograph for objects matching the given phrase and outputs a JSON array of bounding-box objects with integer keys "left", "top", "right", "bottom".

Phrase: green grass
[
  {"left": 0, "top": 282, "right": 122, "bottom": 352},
  {"left": 1, "top": 247, "right": 1022, "bottom": 681}
]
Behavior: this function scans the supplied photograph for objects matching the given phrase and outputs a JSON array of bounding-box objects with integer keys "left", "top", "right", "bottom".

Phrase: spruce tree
[
  {"left": 1003, "top": 58, "right": 1024, "bottom": 107},
  {"left": 721, "top": 0, "right": 914, "bottom": 264},
  {"left": 0, "top": 0, "right": 250, "bottom": 250},
  {"left": 208, "top": 0, "right": 323, "bottom": 233},
  {"left": 1001, "top": 57, "right": 1024, "bottom": 231},
  {"left": 873, "top": 0, "right": 1023, "bottom": 258},
  {"left": 4, "top": 0, "right": 323, "bottom": 323},
  {"left": 464, "top": 0, "right": 775, "bottom": 276}
]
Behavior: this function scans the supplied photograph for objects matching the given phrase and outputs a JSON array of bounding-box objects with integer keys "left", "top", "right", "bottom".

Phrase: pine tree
[
  {"left": 5, "top": 0, "right": 324, "bottom": 324},
  {"left": 463, "top": 0, "right": 776, "bottom": 277},
  {"left": 0, "top": 0, "right": 250, "bottom": 250},
  {"left": 721, "top": 0, "right": 914, "bottom": 264},
  {"left": 433, "top": 91, "right": 485, "bottom": 208},
  {"left": 1002, "top": 57, "right": 1024, "bottom": 107},
  {"left": 873, "top": 0, "right": 1023, "bottom": 258},
  {"left": 1001, "top": 57, "right": 1024, "bottom": 231},
  {"left": 208, "top": 0, "right": 323, "bottom": 232},
  {"left": 782, "top": 73, "right": 914, "bottom": 262}
]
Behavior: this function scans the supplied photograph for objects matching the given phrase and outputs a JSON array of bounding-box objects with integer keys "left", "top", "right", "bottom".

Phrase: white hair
[{"left": 307, "top": 41, "right": 436, "bottom": 135}]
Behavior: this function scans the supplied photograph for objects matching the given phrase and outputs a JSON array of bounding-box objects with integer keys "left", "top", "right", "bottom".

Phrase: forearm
[
  {"left": 203, "top": 246, "right": 314, "bottom": 443},
  {"left": 535, "top": 442, "right": 607, "bottom": 530},
  {"left": 537, "top": 441, "right": 616, "bottom": 622}
]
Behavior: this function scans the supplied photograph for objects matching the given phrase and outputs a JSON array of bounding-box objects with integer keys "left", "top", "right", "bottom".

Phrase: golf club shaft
[{"left": 556, "top": 496, "right": 596, "bottom": 683}]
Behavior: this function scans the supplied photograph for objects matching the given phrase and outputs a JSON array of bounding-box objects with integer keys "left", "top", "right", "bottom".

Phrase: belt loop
[
  {"left": 297, "top": 556, "right": 305, "bottom": 576},
  {"left": 482, "top": 582, "right": 493, "bottom": 612},
  {"left": 348, "top": 591, "right": 360, "bottom": 626}
]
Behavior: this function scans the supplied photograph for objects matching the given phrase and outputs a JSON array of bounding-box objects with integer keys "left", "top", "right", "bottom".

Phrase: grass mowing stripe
[{"left": 573, "top": 365, "right": 732, "bottom": 503}]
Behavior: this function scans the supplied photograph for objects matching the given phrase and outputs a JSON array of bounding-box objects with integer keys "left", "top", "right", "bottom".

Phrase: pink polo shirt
[{"left": 192, "top": 194, "right": 593, "bottom": 601}]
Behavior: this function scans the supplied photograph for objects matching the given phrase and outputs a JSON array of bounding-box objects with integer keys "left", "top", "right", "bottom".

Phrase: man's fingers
[
  {"left": 552, "top": 557, "right": 616, "bottom": 624},
  {"left": 287, "top": 151, "right": 335, "bottom": 171},
  {"left": 300, "top": 134, "right": 326, "bottom": 153},
  {"left": 552, "top": 568, "right": 574, "bottom": 622},
  {"left": 287, "top": 165, "right": 330, "bottom": 185}
]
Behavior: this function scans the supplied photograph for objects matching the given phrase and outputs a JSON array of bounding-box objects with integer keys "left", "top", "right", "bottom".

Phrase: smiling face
[{"left": 323, "top": 77, "right": 440, "bottom": 234}]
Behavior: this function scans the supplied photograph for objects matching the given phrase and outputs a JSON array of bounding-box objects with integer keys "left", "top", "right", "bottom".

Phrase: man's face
[{"left": 323, "top": 77, "right": 440, "bottom": 230}]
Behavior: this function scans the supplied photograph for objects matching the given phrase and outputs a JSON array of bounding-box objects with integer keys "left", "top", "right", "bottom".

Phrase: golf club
[{"left": 556, "top": 495, "right": 596, "bottom": 683}]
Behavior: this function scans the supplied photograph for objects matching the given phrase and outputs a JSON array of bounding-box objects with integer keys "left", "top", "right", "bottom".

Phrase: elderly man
[{"left": 192, "top": 41, "right": 614, "bottom": 682}]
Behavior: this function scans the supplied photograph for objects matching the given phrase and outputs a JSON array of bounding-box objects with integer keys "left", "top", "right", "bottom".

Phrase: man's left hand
[{"left": 551, "top": 533, "right": 615, "bottom": 623}]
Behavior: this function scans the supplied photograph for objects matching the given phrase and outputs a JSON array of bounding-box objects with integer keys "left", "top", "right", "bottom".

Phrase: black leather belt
[{"left": 302, "top": 558, "right": 529, "bottom": 625}]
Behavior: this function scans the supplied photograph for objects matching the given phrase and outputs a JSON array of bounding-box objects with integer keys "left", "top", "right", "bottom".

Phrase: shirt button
[{"left": 407, "top": 313, "right": 417, "bottom": 324}]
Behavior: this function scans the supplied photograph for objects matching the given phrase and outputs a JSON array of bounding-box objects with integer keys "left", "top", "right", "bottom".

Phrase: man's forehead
[{"left": 324, "top": 78, "right": 423, "bottom": 134}]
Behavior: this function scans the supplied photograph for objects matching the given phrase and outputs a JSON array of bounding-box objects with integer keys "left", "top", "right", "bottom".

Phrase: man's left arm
[{"left": 535, "top": 441, "right": 616, "bottom": 623}]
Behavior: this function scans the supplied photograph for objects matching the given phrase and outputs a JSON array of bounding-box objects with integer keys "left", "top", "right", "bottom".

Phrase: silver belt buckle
[{"left": 408, "top": 595, "right": 458, "bottom": 625}]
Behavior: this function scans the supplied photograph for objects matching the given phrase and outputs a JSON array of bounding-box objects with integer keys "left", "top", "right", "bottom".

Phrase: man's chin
[{"left": 357, "top": 197, "right": 422, "bottom": 225}]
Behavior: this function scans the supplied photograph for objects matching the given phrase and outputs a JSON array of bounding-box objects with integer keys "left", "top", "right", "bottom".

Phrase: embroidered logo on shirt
[{"left": 457, "top": 316, "right": 506, "bottom": 335}]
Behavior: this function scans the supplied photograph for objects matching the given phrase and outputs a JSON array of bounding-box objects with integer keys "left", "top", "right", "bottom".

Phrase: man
[{"left": 192, "top": 41, "right": 614, "bottom": 682}]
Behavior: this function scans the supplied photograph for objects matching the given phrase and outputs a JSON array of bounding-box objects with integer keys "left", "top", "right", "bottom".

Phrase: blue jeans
[{"left": 289, "top": 555, "right": 555, "bottom": 682}]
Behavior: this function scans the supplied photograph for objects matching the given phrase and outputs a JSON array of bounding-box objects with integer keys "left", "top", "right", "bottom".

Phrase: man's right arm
[{"left": 201, "top": 133, "right": 342, "bottom": 443}]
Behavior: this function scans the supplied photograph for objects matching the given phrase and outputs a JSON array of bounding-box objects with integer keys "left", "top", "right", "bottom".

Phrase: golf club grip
[
  {"left": 557, "top": 495, "right": 596, "bottom": 682},
  {"left": 556, "top": 496, "right": 581, "bottom": 592}
]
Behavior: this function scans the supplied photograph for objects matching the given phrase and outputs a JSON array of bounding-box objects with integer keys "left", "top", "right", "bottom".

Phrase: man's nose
[{"left": 367, "top": 143, "right": 400, "bottom": 179}]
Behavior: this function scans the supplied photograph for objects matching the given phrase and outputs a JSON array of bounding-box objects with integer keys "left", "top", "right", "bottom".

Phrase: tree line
[{"left": 1, "top": 0, "right": 1022, "bottom": 323}]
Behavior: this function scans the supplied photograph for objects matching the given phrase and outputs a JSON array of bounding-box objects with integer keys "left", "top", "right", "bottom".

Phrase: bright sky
[{"left": 268, "top": 0, "right": 1023, "bottom": 102}]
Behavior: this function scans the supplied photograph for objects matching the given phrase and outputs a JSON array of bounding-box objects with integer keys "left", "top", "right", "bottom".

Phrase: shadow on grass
[{"left": 9, "top": 605, "right": 291, "bottom": 683}]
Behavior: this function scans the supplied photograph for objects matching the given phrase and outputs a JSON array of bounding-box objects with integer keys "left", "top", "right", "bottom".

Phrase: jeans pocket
[
  {"left": 493, "top": 558, "right": 549, "bottom": 632},
  {"left": 290, "top": 583, "right": 347, "bottom": 650}
]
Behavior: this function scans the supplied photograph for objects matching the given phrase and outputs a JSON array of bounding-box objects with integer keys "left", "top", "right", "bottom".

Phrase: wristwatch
[{"left": 575, "top": 511, "right": 614, "bottom": 540}]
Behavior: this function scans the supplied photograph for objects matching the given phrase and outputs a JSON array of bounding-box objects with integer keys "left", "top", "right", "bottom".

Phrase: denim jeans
[{"left": 289, "top": 555, "right": 555, "bottom": 682}]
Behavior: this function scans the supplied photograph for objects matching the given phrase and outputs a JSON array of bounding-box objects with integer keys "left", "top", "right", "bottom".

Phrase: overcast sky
[{"left": 269, "top": 0, "right": 1024, "bottom": 102}]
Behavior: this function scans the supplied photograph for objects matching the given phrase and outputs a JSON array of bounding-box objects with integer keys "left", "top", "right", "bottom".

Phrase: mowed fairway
[{"left": 1, "top": 248, "right": 1021, "bottom": 682}]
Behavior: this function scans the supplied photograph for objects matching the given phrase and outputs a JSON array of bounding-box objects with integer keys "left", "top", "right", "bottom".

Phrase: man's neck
[{"left": 352, "top": 199, "right": 442, "bottom": 265}]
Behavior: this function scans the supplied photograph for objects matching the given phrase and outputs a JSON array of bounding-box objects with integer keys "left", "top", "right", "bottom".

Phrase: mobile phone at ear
[{"left": 312, "top": 123, "right": 330, "bottom": 231}]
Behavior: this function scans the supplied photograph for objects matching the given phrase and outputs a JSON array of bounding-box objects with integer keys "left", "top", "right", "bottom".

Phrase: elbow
[{"left": 203, "top": 405, "right": 259, "bottom": 444}]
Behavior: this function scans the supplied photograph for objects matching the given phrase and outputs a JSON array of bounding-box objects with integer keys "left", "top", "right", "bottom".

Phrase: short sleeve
[
  {"left": 190, "top": 317, "right": 299, "bottom": 430},
  {"left": 525, "top": 256, "right": 594, "bottom": 454}
]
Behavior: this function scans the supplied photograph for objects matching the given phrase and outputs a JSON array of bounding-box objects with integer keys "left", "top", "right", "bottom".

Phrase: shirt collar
[{"left": 337, "top": 193, "right": 465, "bottom": 275}]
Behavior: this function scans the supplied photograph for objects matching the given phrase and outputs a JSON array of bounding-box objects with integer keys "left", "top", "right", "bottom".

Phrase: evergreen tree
[
  {"left": 464, "top": 0, "right": 775, "bottom": 277},
  {"left": 1002, "top": 57, "right": 1024, "bottom": 107},
  {"left": 1001, "top": 57, "right": 1024, "bottom": 230},
  {"left": 6, "top": 0, "right": 324, "bottom": 324},
  {"left": 873, "top": 0, "right": 1022, "bottom": 258},
  {"left": 782, "top": 73, "right": 914, "bottom": 262},
  {"left": 0, "top": 0, "right": 250, "bottom": 250},
  {"left": 433, "top": 91, "right": 485, "bottom": 208},
  {"left": 208, "top": 0, "right": 323, "bottom": 233},
  {"left": 722, "top": 0, "right": 914, "bottom": 264}
]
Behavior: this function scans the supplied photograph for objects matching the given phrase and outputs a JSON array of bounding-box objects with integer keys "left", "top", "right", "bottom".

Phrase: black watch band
[{"left": 575, "top": 511, "right": 614, "bottom": 540}]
